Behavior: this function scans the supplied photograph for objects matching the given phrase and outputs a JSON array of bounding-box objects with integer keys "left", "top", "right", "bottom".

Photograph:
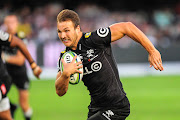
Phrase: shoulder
[
  {"left": 59, "top": 49, "right": 66, "bottom": 58},
  {"left": 80, "top": 27, "right": 111, "bottom": 48},
  {"left": 96, "top": 27, "right": 110, "bottom": 38},
  {"left": 61, "top": 49, "right": 66, "bottom": 54},
  {"left": 84, "top": 27, "right": 110, "bottom": 39},
  {"left": 0, "top": 30, "right": 11, "bottom": 46}
]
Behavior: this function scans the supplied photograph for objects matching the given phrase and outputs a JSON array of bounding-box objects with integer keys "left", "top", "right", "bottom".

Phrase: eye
[
  {"left": 65, "top": 30, "right": 69, "bottom": 32},
  {"left": 57, "top": 29, "right": 61, "bottom": 33}
]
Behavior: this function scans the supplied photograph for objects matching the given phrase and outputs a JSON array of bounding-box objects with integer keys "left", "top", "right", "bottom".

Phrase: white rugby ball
[{"left": 60, "top": 51, "right": 83, "bottom": 85}]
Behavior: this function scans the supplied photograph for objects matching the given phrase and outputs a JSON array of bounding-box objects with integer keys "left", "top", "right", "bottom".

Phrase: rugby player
[
  {"left": 55, "top": 9, "right": 164, "bottom": 120},
  {"left": 0, "top": 30, "right": 42, "bottom": 120},
  {"left": 1, "top": 15, "right": 33, "bottom": 120}
]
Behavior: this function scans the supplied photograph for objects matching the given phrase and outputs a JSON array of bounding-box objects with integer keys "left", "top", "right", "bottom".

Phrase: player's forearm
[
  {"left": 3, "top": 51, "right": 25, "bottom": 66},
  {"left": 110, "top": 22, "right": 156, "bottom": 54},
  {"left": 4, "top": 55, "right": 25, "bottom": 66},
  {"left": 55, "top": 72, "right": 70, "bottom": 96},
  {"left": 10, "top": 35, "right": 34, "bottom": 64},
  {"left": 125, "top": 22, "right": 156, "bottom": 54}
]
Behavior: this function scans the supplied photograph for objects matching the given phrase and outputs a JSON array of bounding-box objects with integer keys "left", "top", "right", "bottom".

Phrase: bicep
[
  {"left": 109, "top": 23, "right": 127, "bottom": 42},
  {"left": 110, "top": 22, "right": 138, "bottom": 42}
]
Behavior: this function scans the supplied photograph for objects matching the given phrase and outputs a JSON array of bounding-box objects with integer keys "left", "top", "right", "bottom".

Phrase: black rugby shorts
[
  {"left": 87, "top": 96, "right": 130, "bottom": 120},
  {"left": 6, "top": 64, "right": 30, "bottom": 90}
]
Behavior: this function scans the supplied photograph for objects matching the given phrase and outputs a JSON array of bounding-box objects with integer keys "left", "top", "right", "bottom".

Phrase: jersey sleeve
[
  {"left": 0, "top": 30, "right": 11, "bottom": 46},
  {"left": 85, "top": 27, "right": 111, "bottom": 49},
  {"left": 57, "top": 50, "right": 66, "bottom": 72}
]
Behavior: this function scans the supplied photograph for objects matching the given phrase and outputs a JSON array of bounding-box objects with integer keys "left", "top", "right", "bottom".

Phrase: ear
[{"left": 76, "top": 25, "right": 81, "bottom": 32}]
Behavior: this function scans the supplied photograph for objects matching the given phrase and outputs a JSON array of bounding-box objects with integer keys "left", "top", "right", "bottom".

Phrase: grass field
[{"left": 8, "top": 75, "right": 180, "bottom": 120}]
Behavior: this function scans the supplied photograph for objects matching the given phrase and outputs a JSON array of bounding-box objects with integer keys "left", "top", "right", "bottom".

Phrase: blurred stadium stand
[{"left": 0, "top": 0, "right": 180, "bottom": 79}]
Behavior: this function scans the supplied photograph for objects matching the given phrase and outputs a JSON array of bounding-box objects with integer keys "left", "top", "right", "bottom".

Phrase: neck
[
  {"left": 71, "top": 31, "right": 83, "bottom": 50},
  {"left": 7, "top": 30, "right": 16, "bottom": 35}
]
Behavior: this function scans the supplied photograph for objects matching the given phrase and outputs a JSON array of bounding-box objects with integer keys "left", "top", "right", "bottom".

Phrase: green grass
[{"left": 8, "top": 75, "right": 180, "bottom": 120}]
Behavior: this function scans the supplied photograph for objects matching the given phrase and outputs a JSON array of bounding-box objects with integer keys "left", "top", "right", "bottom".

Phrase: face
[
  {"left": 4, "top": 16, "right": 18, "bottom": 34},
  {"left": 57, "top": 20, "right": 80, "bottom": 50}
]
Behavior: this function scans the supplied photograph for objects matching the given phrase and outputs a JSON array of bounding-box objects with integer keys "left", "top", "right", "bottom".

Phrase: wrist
[
  {"left": 148, "top": 48, "right": 157, "bottom": 54},
  {"left": 61, "top": 71, "right": 71, "bottom": 79},
  {"left": 31, "top": 62, "right": 37, "bottom": 70}
]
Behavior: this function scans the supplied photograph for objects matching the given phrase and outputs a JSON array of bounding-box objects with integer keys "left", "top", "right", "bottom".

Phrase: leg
[
  {"left": 9, "top": 64, "right": 32, "bottom": 120},
  {"left": 10, "top": 101, "right": 18, "bottom": 118},
  {"left": 19, "top": 89, "right": 29, "bottom": 112},
  {"left": 19, "top": 89, "right": 33, "bottom": 120},
  {"left": 0, "top": 109, "right": 13, "bottom": 120},
  {"left": 0, "top": 97, "right": 12, "bottom": 120}
]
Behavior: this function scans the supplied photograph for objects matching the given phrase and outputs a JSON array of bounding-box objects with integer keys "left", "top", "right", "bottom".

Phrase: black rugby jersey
[
  {"left": 0, "top": 30, "right": 11, "bottom": 47},
  {"left": 58, "top": 27, "right": 126, "bottom": 107},
  {"left": 0, "top": 30, "right": 12, "bottom": 97},
  {"left": 1, "top": 30, "right": 28, "bottom": 75},
  {"left": 0, "top": 30, "right": 11, "bottom": 76},
  {"left": 1, "top": 31, "right": 27, "bottom": 56}
]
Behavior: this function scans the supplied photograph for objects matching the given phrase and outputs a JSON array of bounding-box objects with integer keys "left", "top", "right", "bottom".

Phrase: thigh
[
  {"left": 0, "top": 109, "right": 12, "bottom": 120},
  {"left": 19, "top": 89, "right": 29, "bottom": 103}
]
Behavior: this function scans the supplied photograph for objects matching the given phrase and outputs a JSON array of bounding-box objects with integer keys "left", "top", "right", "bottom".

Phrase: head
[
  {"left": 57, "top": 9, "right": 82, "bottom": 50},
  {"left": 4, "top": 15, "right": 19, "bottom": 34}
]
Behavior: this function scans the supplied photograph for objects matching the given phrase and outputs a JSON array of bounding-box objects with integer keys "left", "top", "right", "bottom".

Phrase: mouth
[
  {"left": 61, "top": 39, "right": 70, "bottom": 44},
  {"left": 61, "top": 38, "right": 68, "bottom": 42},
  {"left": 63, "top": 39, "right": 68, "bottom": 42}
]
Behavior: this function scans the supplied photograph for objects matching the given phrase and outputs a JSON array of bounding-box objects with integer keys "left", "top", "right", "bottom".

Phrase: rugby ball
[{"left": 60, "top": 51, "right": 83, "bottom": 85}]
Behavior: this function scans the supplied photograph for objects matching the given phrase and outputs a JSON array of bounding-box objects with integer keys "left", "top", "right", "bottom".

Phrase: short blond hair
[{"left": 57, "top": 9, "right": 80, "bottom": 28}]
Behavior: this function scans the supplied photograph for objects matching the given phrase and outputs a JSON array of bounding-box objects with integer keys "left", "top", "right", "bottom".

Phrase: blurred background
[
  {"left": 1, "top": 0, "right": 180, "bottom": 120},
  {"left": 1, "top": 0, "right": 180, "bottom": 78}
]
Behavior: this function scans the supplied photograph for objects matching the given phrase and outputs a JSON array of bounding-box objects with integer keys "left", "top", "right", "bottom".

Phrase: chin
[{"left": 64, "top": 43, "right": 71, "bottom": 47}]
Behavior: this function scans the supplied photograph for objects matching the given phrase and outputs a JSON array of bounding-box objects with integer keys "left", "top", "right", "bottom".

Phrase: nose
[{"left": 61, "top": 32, "right": 66, "bottom": 39}]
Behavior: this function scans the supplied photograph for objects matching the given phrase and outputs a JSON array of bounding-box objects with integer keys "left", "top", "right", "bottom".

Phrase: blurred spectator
[
  {"left": 153, "top": 7, "right": 175, "bottom": 30},
  {"left": 1, "top": 1, "right": 180, "bottom": 66}
]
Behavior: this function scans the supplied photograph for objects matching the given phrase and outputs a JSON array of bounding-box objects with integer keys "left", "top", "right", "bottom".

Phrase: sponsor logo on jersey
[
  {"left": 97, "top": 27, "right": 109, "bottom": 37},
  {"left": 87, "top": 49, "right": 94, "bottom": 58},
  {"left": 85, "top": 32, "right": 91, "bottom": 38},
  {"left": 91, "top": 61, "right": 102, "bottom": 72},
  {"left": 0, "top": 30, "right": 9, "bottom": 41},
  {"left": 84, "top": 61, "right": 102, "bottom": 75},
  {"left": 88, "top": 55, "right": 98, "bottom": 62},
  {"left": 102, "top": 110, "right": 114, "bottom": 120},
  {"left": 86, "top": 49, "right": 99, "bottom": 62}
]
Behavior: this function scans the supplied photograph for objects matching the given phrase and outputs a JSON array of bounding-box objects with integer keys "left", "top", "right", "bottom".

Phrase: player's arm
[
  {"left": 2, "top": 50, "right": 25, "bottom": 66},
  {"left": 55, "top": 71, "right": 70, "bottom": 96},
  {"left": 55, "top": 55, "right": 82, "bottom": 96},
  {"left": 9, "top": 35, "right": 42, "bottom": 78},
  {"left": 109, "top": 22, "right": 164, "bottom": 71}
]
